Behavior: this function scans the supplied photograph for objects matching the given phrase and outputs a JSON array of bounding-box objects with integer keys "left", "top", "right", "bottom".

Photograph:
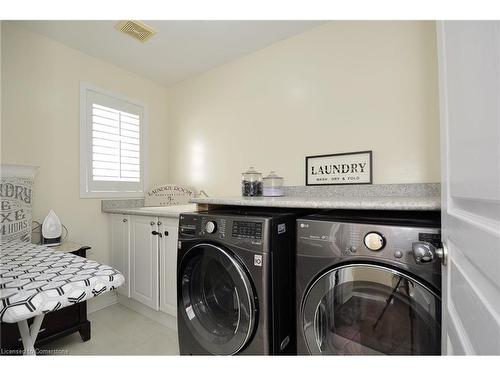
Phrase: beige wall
[
  {"left": 1, "top": 23, "right": 169, "bottom": 264},
  {"left": 167, "top": 21, "right": 440, "bottom": 196},
  {"left": 1, "top": 21, "right": 441, "bottom": 261}
]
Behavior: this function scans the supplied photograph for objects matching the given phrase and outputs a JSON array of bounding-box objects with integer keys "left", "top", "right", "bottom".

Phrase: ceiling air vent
[{"left": 115, "top": 20, "right": 156, "bottom": 43}]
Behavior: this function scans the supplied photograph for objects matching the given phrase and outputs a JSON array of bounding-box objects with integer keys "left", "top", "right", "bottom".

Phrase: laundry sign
[
  {"left": 144, "top": 184, "right": 196, "bottom": 207},
  {"left": 305, "top": 151, "right": 372, "bottom": 185}
]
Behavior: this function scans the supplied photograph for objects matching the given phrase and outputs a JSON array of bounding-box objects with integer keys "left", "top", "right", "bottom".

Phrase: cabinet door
[
  {"left": 109, "top": 214, "right": 130, "bottom": 297},
  {"left": 159, "top": 218, "right": 179, "bottom": 316},
  {"left": 130, "top": 215, "right": 159, "bottom": 310}
]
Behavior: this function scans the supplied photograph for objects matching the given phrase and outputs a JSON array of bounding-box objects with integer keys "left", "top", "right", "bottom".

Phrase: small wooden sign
[
  {"left": 305, "top": 151, "right": 372, "bottom": 186},
  {"left": 144, "top": 184, "right": 196, "bottom": 207}
]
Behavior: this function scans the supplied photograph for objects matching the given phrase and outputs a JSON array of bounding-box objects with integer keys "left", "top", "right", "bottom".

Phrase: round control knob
[
  {"left": 364, "top": 232, "right": 385, "bottom": 251},
  {"left": 205, "top": 221, "right": 217, "bottom": 234}
]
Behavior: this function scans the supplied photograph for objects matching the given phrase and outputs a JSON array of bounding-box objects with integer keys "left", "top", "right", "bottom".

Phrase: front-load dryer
[
  {"left": 177, "top": 209, "right": 298, "bottom": 355},
  {"left": 296, "top": 210, "right": 442, "bottom": 355}
]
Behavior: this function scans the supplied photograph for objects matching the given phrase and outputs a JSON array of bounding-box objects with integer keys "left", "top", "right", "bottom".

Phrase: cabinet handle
[
  {"left": 123, "top": 218, "right": 128, "bottom": 223},
  {"left": 150, "top": 221, "right": 155, "bottom": 226},
  {"left": 152, "top": 230, "right": 163, "bottom": 237},
  {"left": 164, "top": 231, "right": 169, "bottom": 236},
  {"left": 157, "top": 221, "right": 162, "bottom": 226}
]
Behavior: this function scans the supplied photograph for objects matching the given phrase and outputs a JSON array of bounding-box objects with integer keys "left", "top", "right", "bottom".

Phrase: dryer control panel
[{"left": 297, "top": 218, "right": 441, "bottom": 268}]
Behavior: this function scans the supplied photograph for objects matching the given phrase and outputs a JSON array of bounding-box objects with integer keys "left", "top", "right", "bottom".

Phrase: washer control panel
[
  {"left": 232, "top": 221, "right": 263, "bottom": 240},
  {"left": 179, "top": 213, "right": 269, "bottom": 250}
]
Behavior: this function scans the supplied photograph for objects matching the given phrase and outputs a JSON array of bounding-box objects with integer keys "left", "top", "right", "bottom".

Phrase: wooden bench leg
[{"left": 79, "top": 320, "right": 91, "bottom": 342}]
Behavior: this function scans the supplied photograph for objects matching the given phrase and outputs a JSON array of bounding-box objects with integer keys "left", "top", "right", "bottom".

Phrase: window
[{"left": 80, "top": 83, "right": 147, "bottom": 198}]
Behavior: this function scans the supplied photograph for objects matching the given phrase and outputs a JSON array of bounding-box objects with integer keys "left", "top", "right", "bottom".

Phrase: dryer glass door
[
  {"left": 302, "top": 264, "right": 441, "bottom": 355},
  {"left": 179, "top": 243, "right": 256, "bottom": 355}
]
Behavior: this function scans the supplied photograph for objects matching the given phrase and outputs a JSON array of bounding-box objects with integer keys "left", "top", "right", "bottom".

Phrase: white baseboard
[
  {"left": 117, "top": 294, "right": 177, "bottom": 332},
  {"left": 87, "top": 291, "right": 118, "bottom": 314}
]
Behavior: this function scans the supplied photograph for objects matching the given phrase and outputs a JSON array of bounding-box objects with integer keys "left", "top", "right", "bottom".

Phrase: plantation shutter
[
  {"left": 91, "top": 103, "right": 141, "bottom": 182},
  {"left": 81, "top": 83, "right": 145, "bottom": 197}
]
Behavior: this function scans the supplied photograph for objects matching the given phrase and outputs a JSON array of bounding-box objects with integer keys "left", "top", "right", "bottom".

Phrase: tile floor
[{"left": 40, "top": 303, "right": 179, "bottom": 355}]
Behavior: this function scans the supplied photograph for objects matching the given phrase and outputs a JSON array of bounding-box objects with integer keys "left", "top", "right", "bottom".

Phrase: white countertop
[
  {"left": 102, "top": 203, "right": 198, "bottom": 217},
  {"left": 190, "top": 195, "right": 440, "bottom": 211},
  {"left": 101, "top": 184, "right": 441, "bottom": 213}
]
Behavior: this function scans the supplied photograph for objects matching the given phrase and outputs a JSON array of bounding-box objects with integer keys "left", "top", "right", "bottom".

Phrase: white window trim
[{"left": 80, "top": 82, "right": 149, "bottom": 198}]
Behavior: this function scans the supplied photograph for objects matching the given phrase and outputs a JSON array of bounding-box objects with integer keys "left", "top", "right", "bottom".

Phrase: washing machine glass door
[
  {"left": 179, "top": 243, "right": 256, "bottom": 355},
  {"left": 302, "top": 264, "right": 441, "bottom": 355}
]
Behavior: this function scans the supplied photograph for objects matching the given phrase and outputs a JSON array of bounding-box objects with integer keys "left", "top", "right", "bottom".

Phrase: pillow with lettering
[{"left": 0, "top": 165, "right": 38, "bottom": 243}]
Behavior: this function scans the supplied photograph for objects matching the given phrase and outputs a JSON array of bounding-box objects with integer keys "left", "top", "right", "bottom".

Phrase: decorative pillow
[{"left": 0, "top": 165, "right": 38, "bottom": 243}]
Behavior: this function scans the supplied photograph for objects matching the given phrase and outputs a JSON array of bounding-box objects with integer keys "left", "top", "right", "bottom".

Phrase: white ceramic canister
[{"left": 263, "top": 171, "right": 284, "bottom": 197}]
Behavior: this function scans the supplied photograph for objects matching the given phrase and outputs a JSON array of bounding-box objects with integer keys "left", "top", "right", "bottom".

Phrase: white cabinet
[
  {"left": 159, "top": 218, "right": 179, "bottom": 316},
  {"left": 109, "top": 212, "right": 180, "bottom": 316},
  {"left": 109, "top": 214, "right": 130, "bottom": 297},
  {"left": 130, "top": 215, "right": 159, "bottom": 311}
]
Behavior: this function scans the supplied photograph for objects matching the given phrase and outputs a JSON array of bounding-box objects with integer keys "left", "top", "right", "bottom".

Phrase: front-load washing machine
[
  {"left": 177, "top": 209, "right": 299, "bottom": 355},
  {"left": 296, "top": 210, "right": 442, "bottom": 355}
]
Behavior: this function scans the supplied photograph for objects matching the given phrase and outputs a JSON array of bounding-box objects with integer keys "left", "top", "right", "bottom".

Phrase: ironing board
[{"left": 0, "top": 240, "right": 124, "bottom": 355}]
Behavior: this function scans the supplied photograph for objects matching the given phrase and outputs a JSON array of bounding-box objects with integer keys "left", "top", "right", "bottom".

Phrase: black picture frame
[{"left": 305, "top": 150, "right": 373, "bottom": 186}]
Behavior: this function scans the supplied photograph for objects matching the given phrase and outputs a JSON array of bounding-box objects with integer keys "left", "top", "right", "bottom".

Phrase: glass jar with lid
[
  {"left": 263, "top": 171, "right": 284, "bottom": 197},
  {"left": 241, "top": 167, "right": 263, "bottom": 197}
]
